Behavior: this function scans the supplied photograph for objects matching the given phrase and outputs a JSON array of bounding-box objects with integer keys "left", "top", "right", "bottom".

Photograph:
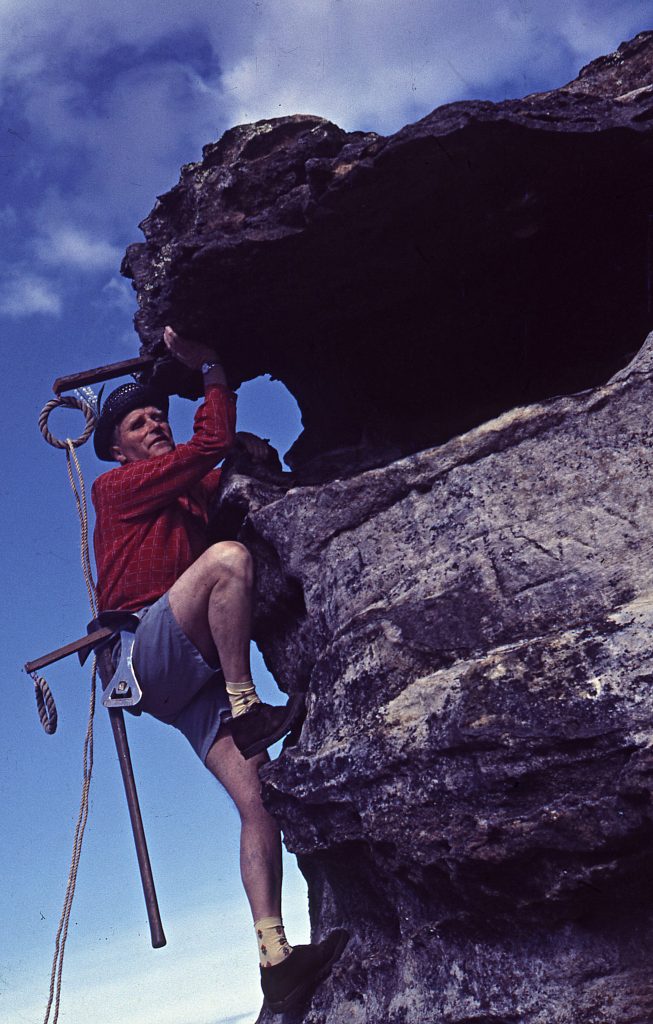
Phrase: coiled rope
[
  {"left": 38, "top": 394, "right": 96, "bottom": 450},
  {"left": 35, "top": 393, "right": 99, "bottom": 1024},
  {"left": 30, "top": 397, "right": 98, "bottom": 732}
]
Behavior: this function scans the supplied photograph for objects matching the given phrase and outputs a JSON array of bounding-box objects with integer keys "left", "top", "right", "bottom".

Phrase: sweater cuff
[{"left": 205, "top": 382, "right": 237, "bottom": 402}]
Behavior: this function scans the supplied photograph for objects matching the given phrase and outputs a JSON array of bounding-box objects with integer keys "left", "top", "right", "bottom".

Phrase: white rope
[
  {"left": 38, "top": 395, "right": 96, "bottom": 450},
  {"left": 42, "top": 662, "right": 96, "bottom": 1024},
  {"left": 39, "top": 425, "right": 99, "bottom": 1024},
  {"left": 64, "top": 439, "right": 98, "bottom": 618}
]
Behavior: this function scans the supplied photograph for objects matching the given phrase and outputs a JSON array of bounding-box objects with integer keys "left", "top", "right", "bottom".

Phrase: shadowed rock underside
[{"left": 123, "top": 31, "right": 653, "bottom": 480}]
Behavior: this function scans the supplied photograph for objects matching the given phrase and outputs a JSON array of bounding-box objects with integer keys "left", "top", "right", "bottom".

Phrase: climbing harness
[{"left": 27, "top": 372, "right": 166, "bottom": 1024}]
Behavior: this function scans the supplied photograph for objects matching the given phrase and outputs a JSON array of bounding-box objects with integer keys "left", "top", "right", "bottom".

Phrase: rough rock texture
[
  {"left": 118, "top": 32, "right": 653, "bottom": 1024},
  {"left": 214, "top": 334, "right": 653, "bottom": 1024},
  {"left": 123, "top": 31, "right": 653, "bottom": 479}
]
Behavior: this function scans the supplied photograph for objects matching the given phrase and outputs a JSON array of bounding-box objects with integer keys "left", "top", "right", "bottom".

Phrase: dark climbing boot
[
  {"left": 230, "top": 694, "right": 305, "bottom": 759},
  {"left": 260, "top": 929, "right": 349, "bottom": 1013}
]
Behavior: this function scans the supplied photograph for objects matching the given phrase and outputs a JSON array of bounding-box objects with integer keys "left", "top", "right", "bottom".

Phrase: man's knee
[
  {"left": 237, "top": 780, "right": 274, "bottom": 826},
  {"left": 202, "top": 541, "right": 253, "bottom": 587}
]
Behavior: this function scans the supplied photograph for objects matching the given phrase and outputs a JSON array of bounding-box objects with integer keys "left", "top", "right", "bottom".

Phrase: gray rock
[
  {"left": 213, "top": 333, "right": 653, "bottom": 1023},
  {"left": 115, "top": 29, "right": 653, "bottom": 1022}
]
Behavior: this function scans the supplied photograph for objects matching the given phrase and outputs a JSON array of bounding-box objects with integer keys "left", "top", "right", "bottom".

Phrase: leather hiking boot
[
  {"left": 260, "top": 929, "right": 349, "bottom": 1013},
  {"left": 230, "top": 694, "right": 305, "bottom": 759}
]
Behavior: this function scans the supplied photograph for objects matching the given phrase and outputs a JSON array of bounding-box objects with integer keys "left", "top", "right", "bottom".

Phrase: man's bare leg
[
  {"left": 167, "top": 540, "right": 304, "bottom": 759},
  {"left": 168, "top": 540, "right": 253, "bottom": 682},
  {"left": 169, "top": 542, "right": 348, "bottom": 1006},
  {"left": 205, "top": 728, "right": 282, "bottom": 921}
]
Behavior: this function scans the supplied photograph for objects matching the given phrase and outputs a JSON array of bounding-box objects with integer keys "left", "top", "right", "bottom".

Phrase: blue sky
[{"left": 2, "top": 2, "right": 651, "bottom": 1023}]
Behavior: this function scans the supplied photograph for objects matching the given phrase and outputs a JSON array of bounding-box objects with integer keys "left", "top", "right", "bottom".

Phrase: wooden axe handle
[
  {"left": 25, "top": 627, "right": 113, "bottom": 674},
  {"left": 53, "top": 355, "right": 155, "bottom": 396}
]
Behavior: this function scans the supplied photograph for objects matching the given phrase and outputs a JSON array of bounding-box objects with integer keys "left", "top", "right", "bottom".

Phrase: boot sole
[
  {"left": 239, "top": 694, "right": 305, "bottom": 760},
  {"left": 264, "top": 929, "right": 349, "bottom": 1013}
]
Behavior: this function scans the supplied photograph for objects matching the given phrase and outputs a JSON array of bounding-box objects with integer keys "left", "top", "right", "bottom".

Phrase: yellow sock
[
  {"left": 255, "top": 916, "right": 293, "bottom": 968},
  {"left": 226, "top": 678, "right": 262, "bottom": 718}
]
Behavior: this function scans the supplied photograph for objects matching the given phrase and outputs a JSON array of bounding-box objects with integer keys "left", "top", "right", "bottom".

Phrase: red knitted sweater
[{"left": 92, "top": 385, "right": 236, "bottom": 612}]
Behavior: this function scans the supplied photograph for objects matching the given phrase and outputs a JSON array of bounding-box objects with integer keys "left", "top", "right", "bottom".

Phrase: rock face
[
  {"left": 119, "top": 32, "right": 653, "bottom": 1024},
  {"left": 122, "top": 31, "right": 653, "bottom": 479},
  {"left": 216, "top": 335, "right": 653, "bottom": 1024}
]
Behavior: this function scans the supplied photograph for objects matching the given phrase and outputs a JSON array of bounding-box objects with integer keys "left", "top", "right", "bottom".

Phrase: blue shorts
[{"left": 132, "top": 593, "right": 231, "bottom": 763}]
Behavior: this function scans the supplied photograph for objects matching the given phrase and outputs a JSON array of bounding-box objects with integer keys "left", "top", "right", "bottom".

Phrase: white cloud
[
  {"left": 217, "top": 0, "right": 651, "bottom": 132},
  {"left": 36, "top": 224, "right": 121, "bottom": 270},
  {"left": 7, "top": 901, "right": 258, "bottom": 1024},
  {"left": 0, "top": 0, "right": 647, "bottom": 252},
  {"left": 0, "top": 270, "right": 61, "bottom": 317},
  {"left": 102, "top": 276, "right": 137, "bottom": 316},
  {"left": 0, "top": 2, "right": 648, "bottom": 315},
  {"left": 6, "top": 849, "right": 309, "bottom": 1024}
]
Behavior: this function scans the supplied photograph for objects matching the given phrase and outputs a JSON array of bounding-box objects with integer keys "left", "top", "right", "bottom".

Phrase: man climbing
[{"left": 91, "top": 325, "right": 348, "bottom": 1014}]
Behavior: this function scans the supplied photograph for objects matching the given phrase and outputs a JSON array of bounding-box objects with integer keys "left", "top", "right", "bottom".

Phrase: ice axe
[{"left": 26, "top": 621, "right": 166, "bottom": 949}]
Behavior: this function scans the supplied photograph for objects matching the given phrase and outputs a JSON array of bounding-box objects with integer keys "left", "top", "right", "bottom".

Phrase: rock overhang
[{"left": 122, "top": 31, "right": 653, "bottom": 483}]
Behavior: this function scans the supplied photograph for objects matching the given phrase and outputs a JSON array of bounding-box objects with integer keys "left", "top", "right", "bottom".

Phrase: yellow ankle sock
[
  {"left": 226, "top": 678, "right": 262, "bottom": 718},
  {"left": 255, "top": 916, "right": 293, "bottom": 968}
]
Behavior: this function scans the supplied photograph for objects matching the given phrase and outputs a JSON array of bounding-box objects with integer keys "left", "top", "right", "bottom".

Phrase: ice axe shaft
[{"left": 96, "top": 645, "right": 166, "bottom": 949}]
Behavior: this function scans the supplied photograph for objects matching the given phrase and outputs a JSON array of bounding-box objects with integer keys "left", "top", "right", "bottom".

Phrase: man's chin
[{"left": 149, "top": 439, "right": 174, "bottom": 454}]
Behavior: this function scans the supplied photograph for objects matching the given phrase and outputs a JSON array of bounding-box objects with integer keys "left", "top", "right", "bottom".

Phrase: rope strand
[
  {"left": 43, "top": 662, "right": 96, "bottom": 1024},
  {"left": 65, "top": 439, "right": 98, "bottom": 615},
  {"left": 35, "top": 396, "right": 100, "bottom": 1024},
  {"left": 32, "top": 399, "right": 99, "bottom": 729}
]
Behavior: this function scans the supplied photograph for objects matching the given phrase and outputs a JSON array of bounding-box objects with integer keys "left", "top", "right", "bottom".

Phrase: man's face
[{"left": 111, "top": 405, "right": 175, "bottom": 464}]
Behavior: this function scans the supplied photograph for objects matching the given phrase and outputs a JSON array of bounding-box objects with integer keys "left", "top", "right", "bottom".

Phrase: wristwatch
[{"left": 201, "top": 360, "right": 221, "bottom": 374}]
